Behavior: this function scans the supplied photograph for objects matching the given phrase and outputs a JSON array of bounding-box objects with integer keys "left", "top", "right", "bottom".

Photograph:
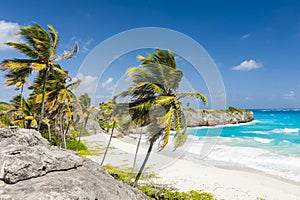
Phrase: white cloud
[
  {"left": 101, "top": 77, "right": 113, "bottom": 88},
  {"left": 77, "top": 73, "right": 97, "bottom": 86},
  {"left": 74, "top": 73, "right": 98, "bottom": 96},
  {"left": 283, "top": 91, "right": 295, "bottom": 99},
  {"left": 232, "top": 59, "right": 261, "bottom": 71},
  {"left": 69, "top": 37, "right": 93, "bottom": 53},
  {"left": 0, "top": 21, "right": 22, "bottom": 50},
  {"left": 240, "top": 33, "right": 250, "bottom": 40},
  {"left": 81, "top": 38, "right": 93, "bottom": 53}
]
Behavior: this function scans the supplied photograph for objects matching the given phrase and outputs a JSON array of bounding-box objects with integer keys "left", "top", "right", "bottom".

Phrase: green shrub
[
  {"left": 138, "top": 185, "right": 216, "bottom": 200},
  {"left": 104, "top": 164, "right": 136, "bottom": 182},
  {"left": 103, "top": 165, "right": 215, "bottom": 200},
  {"left": 227, "top": 106, "right": 246, "bottom": 113},
  {"left": 66, "top": 139, "right": 91, "bottom": 156}
]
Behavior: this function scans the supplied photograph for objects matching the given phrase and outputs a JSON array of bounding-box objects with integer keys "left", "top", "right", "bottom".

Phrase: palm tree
[
  {"left": 4, "top": 68, "right": 31, "bottom": 107},
  {"left": 30, "top": 69, "right": 80, "bottom": 146},
  {"left": 76, "top": 93, "right": 92, "bottom": 152},
  {"left": 0, "top": 23, "right": 78, "bottom": 131},
  {"left": 116, "top": 49, "right": 207, "bottom": 187},
  {"left": 128, "top": 125, "right": 143, "bottom": 183},
  {"left": 99, "top": 98, "right": 118, "bottom": 166},
  {"left": 9, "top": 95, "right": 39, "bottom": 129}
]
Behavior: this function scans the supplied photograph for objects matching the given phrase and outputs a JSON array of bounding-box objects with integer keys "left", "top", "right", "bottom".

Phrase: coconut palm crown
[{"left": 119, "top": 49, "right": 207, "bottom": 151}]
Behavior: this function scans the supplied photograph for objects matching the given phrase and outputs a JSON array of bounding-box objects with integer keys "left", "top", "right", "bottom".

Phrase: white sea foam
[
  {"left": 241, "top": 130, "right": 270, "bottom": 135},
  {"left": 186, "top": 141, "right": 300, "bottom": 182},
  {"left": 242, "top": 128, "right": 300, "bottom": 135},
  {"left": 253, "top": 137, "right": 272, "bottom": 144},
  {"left": 272, "top": 128, "right": 300, "bottom": 134}
]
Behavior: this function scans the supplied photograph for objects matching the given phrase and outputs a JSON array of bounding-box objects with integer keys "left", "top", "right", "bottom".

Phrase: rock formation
[
  {"left": 0, "top": 127, "right": 149, "bottom": 200},
  {"left": 184, "top": 110, "right": 254, "bottom": 127}
]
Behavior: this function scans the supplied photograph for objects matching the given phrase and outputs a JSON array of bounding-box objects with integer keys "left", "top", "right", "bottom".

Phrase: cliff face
[
  {"left": 0, "top": 127, "right": 148, "bottom": 200},
  {"left": 184, "top": 110, "right": 254, "bottom": 127}
]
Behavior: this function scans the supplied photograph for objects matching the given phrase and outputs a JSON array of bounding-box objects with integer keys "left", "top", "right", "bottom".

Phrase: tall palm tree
[
  {"left": 116, "top": 49, "right": 207, "bottom": 187},
  {"left": 0, "top": 23, "right": 78, "bottom": 131}
]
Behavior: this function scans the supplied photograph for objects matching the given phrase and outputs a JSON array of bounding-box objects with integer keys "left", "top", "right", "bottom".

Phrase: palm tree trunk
[
  {"left": 132, "top": 140, "right": 154, "bottom": 187},
  {"left": 60, "top": 113, "right": 66, "bottom": 149},
  {"left": 47, "top": 124, "right": 51, "bottom": 142},
  {"left": 76, "top": 112, "right": 90, "bottom": 152},
  {"left": 38, "top": 68, "right": 49, "bottom": 132},
  {"left": 128, "top": 128, "right": 142, "bottom": 183},
  {"left": 101, "top": 121, "right": 116, "bottom": 166},
  {"left": 20, "top": 85, "right": 24, "bottom": 108}
]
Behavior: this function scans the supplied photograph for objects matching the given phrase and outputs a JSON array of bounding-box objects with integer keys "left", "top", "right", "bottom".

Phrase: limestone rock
[
  {"left": 0, "top": 127, "right": 148, "bottom": 200},
  {"left": 184, "top": 110, "right": 254, "bottom": 127}
]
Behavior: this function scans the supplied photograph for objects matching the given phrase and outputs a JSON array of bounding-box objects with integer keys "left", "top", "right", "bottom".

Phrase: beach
[{"left": 83, "top": 133, "right": 300, "bottom": 200}]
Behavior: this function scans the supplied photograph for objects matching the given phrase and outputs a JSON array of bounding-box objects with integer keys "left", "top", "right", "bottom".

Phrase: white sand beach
[{"left": 83, "top": 134, "right": 300, "bottom": 200}]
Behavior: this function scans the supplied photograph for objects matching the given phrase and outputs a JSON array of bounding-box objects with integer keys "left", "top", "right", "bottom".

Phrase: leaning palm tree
[
  {"left": 99, "top": 98, "right": 118, "bottom": 166},
  {"left": 0, "top": 23, "right": 78, "bottom": 131},
  {"left": 116, "top": 49, "right": 207, "bottom": 187}
]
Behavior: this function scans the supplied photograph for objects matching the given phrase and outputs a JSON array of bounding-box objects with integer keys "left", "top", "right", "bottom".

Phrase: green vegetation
[
  {"left": 227, "top": 106, "right": 246, "bottom": 114},
  {"left": 184, "top": 106, "right": 247, "bottom": 114},
  {"left": 66, "top": 140, "right": 92, "bottom": 156},
  {"left": 0, "top": 23, "right": 90, "bottom": 149},
  {"left": 138, "top": 185, "right": 216, "bottom": 200},
  {"left": 103, "top": 164, "right": 215, "bottom": 200},
  {"left": 103, "top": 164, "right": 156, "bottom": 182}
]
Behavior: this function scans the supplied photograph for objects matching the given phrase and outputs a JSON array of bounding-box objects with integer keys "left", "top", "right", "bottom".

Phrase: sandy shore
[{"left": 82, "top": 134, "right": 300, "bottom": 200}]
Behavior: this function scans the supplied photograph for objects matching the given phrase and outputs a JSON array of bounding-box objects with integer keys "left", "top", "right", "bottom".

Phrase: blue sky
[{"left": 0, "top": 0, "right": 300, "bottom": 109}]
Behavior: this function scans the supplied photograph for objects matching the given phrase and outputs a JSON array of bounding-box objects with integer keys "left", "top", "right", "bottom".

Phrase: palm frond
[
  {"left": 173, "top": 108, "right": 187, "bottom": 150},
  {"left": 5, "top": 42, "right": 39, "bottom": 58},
  {"left": 1, "top": 59, "right": 38, "bottom": 72},
  {"left": 18, "top": 23, "right": 51, "bottom": 59},
  {"left": 53, "top": 42, "right": 78, "bottom": 61},
  {"left": 155, "top": 96, "right": 175, "bottom": 106},
  {"left": 138, "top": 49, "right": 177, "bottom": 70},
  {"left": 47, "top": 25, "right": 59, "bottom": 58},
  {"left": 52, "top": 64, "right": 71, "bottom": 80},
  {"left": 157, "top": 106, "right": 174, "bottom": 151},
  {"left": 176, "top": 92, "right": 208, "bottom": 105},
  {"left": 127, "top": 67, "right": 157, "bottom": 85}
]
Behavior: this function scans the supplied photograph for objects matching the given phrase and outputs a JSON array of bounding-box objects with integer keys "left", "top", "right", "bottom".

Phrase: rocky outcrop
[
  {"left": 128, "top": 110, "right": 254, "bottom": 134},
  {"left": 184, "top": 110, "right": 254, "bottom": 127},
  {"left": 0, "top": 127, "right": 148, "bottom": 200}
]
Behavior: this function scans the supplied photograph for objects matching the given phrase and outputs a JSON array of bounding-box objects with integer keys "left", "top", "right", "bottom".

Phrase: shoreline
[{"left": 83, "top": 134, "right": 300, "bottom": 200}]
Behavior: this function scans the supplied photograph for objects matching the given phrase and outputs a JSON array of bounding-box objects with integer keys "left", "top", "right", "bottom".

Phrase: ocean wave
[
  {"left": 242, "top": 128, "right": 300, "bottom": 135},
  {"left": 186, "top": 143, "right": 300, "bottom": 182},
  {"left": 240, "top": 130, "right": 270, "bottom": 135},
  {"left": 257, "top": 108, "right": 300, "bottom": 112},
  {"left": 272, "top": 128, "right": 300, "bottom": 134}
]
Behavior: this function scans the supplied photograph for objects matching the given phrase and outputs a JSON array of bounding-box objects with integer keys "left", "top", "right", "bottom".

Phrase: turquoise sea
[{"left": 186, "top": 109, "right": 300, "bottom": 182}]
